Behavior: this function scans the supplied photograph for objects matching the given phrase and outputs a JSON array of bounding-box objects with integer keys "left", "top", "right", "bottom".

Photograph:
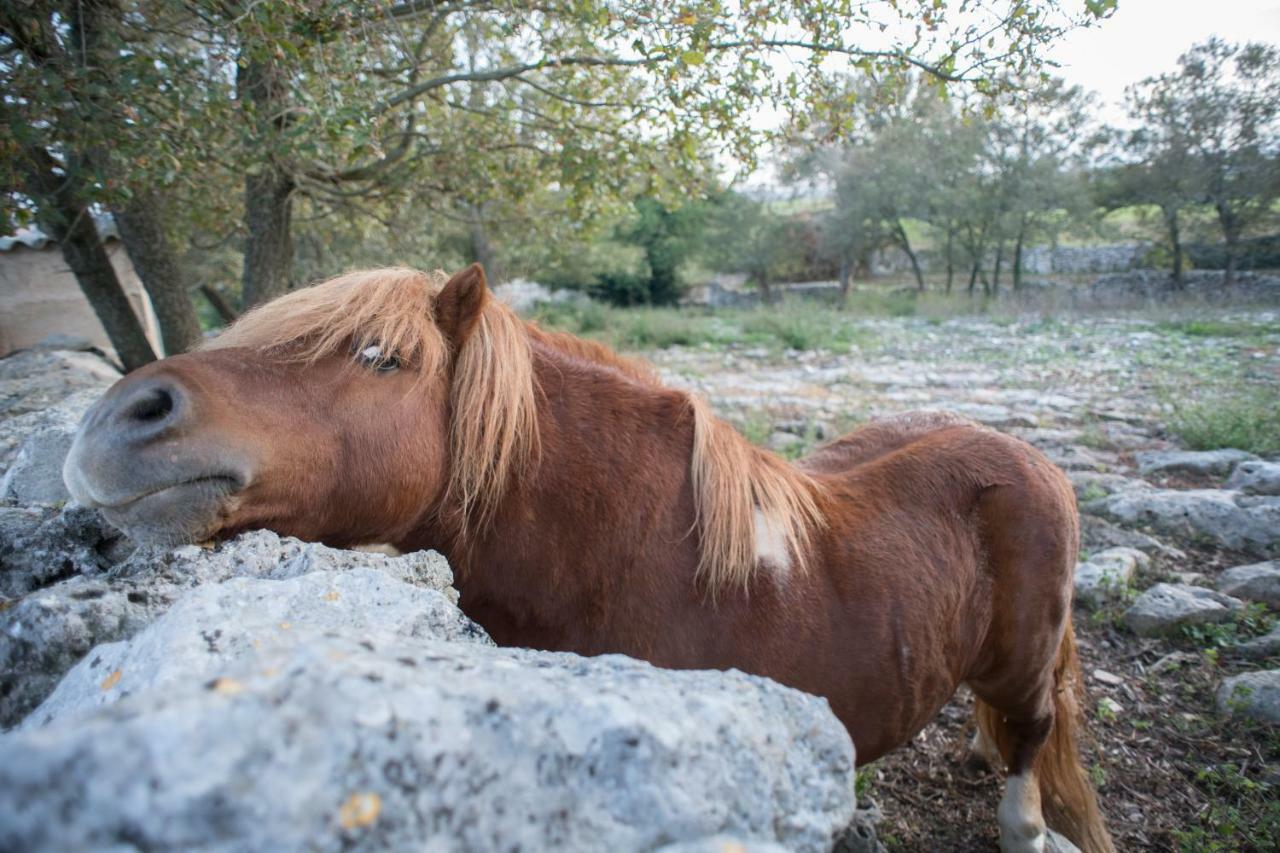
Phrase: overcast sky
[{"left": 1049, "top": 0, "right": 1280, "bottom": 121}]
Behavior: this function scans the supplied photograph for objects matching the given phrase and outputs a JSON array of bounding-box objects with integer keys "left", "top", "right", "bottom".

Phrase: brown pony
[{"left": 63, "top": 265, "right": 1112, "bottom": 852}]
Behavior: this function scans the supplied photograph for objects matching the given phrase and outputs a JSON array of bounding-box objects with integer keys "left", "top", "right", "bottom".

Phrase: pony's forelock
[{"left": 204, "top": 268, "right": 451, "bottom": 377}]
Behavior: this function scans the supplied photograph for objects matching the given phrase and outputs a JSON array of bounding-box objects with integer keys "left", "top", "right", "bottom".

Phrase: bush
[{"left": 1168, "top": 390, "right": 1280, "bottom": 456}]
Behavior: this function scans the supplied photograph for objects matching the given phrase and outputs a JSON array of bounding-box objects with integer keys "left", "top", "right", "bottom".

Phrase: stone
[
  {"left": 1041, "top": 444, "right": 1118, "bottom": 472},
  {"left": 1094, "top": 488, "right": 1280, "bottom": 557},
  {"left": 1078, "top": 514, "right": 1185, "bottom": 561},
  {"left": 1092, "top": 669, "right": 1123, "bottom": 687},
  {"left": 1231, "top": 626, "right": 1280, "bottom": 661},
  {"left": 0, "top": 422, "right": 76, "bottom": 505},
  {"left": 1098, "top": 697, "right": 1124, "bottom": 717},
  {"left": 1074, "top": 547, "right": 1148, "bottom": 609},
  {"left": 1068, "top": 471, "right": 1144, "bottom": 502},
  {"left": 1217, "top": 669, "right": 1280, "bottom": 723},
  {"left": 1227, "top": 460, "right": 1280, "bottom": 496},
  {"left": 1217, "top": 561, "right": 1280, "bottom": 608},
  {"left": 0, "top": 349, "right": 118, "bottom": 424},
  {"left": 1134, "top": 448, "right": 1257, "bottom": 478},
  {"left": 1, "top": 593, "right": 855, "bottom": 852},
  {"left": 657, "top": 838, "right": 790, "bottom": 853},
  {"left": 1123, "top": 583, "right": 1245, "bottom": 637},
  {"left": 24, "top": 569, "right": 486, "bottom": 728},
  {"left": 0, "top": 503, "right": 128, "bottom": 599},
  {"left": 0, "top": 530, "right": 457, "bottom": 728},
  {"left": 0, "top": 387, "right": 104, "bottom": 495}
]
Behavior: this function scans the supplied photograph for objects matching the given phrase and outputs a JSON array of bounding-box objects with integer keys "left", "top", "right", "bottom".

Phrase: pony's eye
[{"left": 357, "top": 345, "right": 401, "bottom": 373}]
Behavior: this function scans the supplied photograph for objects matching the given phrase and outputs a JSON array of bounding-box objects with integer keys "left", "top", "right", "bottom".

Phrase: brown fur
[{"left": 73, "top": 266, "right": 1114, "bottom": 851}]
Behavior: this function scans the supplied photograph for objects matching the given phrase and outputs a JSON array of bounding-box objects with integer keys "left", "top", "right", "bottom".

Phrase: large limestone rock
[
  {"left": 0, "top": 530, "right": 457, "bottom": 728},
  {"left": 1, "top": 573, "right": 856, "bottom": 852},
  {"left": 0, "top": 386, "right": 105, "bottom": 502},
  {"left": 1093, "top": 487, "right": 1280, "bottom": 556},
  {"left": 0, "top": 348, "right": 118, "bottom": 424},
  {"left": 1217, "top": 561, "right": 1280, "bottom": 608},
  {"left": 24, "top": 569, "right": 486, "bottom": 727},
  {"left": 1123, "top": 583, "right": 1245, "bottom": 637},
  {"left": 1227, "top": 460, "right": 1280, "bottom": 496},
  {"left": 1074, "top": 547, "right": 1148, "bottom": 609},
  {"left": 1134, "top": 448, "right": 1257, "bottom": 477},
  {"left": 1217, "top": 669, "right": 1280, "bottom": 724},
  {"left": 0, "top": 503, "right": 128, "bottom": 599}
]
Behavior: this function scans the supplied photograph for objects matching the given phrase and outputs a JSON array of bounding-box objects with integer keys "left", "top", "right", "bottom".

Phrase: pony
[{"left": 63, "top": 265, "right": 1113, "bottom": 852}]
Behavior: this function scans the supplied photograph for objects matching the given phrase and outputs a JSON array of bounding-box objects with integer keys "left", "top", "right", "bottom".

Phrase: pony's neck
[{"left": 422, "top": 338, "right": 702, "bottom": 653}]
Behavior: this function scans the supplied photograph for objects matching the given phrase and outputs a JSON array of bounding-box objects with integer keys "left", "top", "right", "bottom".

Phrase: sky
[{"left": 1048, "top": 0, "right": 1280, "bottom": 122}]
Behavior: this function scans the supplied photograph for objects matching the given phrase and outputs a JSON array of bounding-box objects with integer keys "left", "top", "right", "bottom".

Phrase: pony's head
[{"left": 63, "top": 264, "right": 537, "bottom": 548}]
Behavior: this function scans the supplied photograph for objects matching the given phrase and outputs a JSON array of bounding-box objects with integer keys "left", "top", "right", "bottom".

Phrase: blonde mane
[{"left": 209, "top": 267, "right": 822, "bottom": 591}]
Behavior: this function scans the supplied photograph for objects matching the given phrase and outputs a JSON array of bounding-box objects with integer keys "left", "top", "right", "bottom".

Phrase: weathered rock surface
[
  {"left": 1092, "top": 487, "right": 1280, "bottom": 556},
  {"left": 1074, "top": 547, "right": 1148, "bottom": 609},
  {"left": 1217, "top": 561, "right": 1280, "bottom": 608},
  {"left": 1123, "top": 583, "right": 1245, "bottom": 637},
  {"left": 1226, "top": 460, "right": 1280, "bottom": 496},
  {"left": 0, "top": 530, "right": 457, "bottom": 729},
  {"left": 1078, "top": 514, "right": 1185, "bottom": 561},
  {"left": 1, "top": 582, "right": 856, "bottom": 852},
  {"left": 1216, "top": 669, "right": 1280, "bottom": 723},
  {"left": 1231, "top": 625, "right": 1280, "bottom": 660},
  {"left": 25, "top": 569, "right": 486, "bottom": 727},
  {"left": 0, "top": 386, "right": 103, "bottom": 496},
  {"left": 0, "top": 503, "right": 128, "bottom": 599},
  {"left": 0, "top": 348, "right": 117, "bottom": 424},
  {"left": 1134, "top": 448, "right": 1257, "bottom": 477}
]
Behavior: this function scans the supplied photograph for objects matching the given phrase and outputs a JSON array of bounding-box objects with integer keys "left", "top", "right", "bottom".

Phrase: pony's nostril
[{"left": 125, "top": 387, "right": 175, "bottom": 424}]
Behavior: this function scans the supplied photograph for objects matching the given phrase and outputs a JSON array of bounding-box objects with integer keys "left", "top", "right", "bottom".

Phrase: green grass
[
  {"left": 1167, "top": 390, "right": 1280, "bottom": 457},
  {"left": 1157, "top": 319, "right": 1276, "bottom": 340},
  {"left": 531, "top": 297, "right": 885, "bottom": 353},
  {"left": 1173, "top": 762, "right": 1280, "bottom": 852}
]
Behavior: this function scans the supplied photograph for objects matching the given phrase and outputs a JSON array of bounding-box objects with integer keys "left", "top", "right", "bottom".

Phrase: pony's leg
[
  {"left": 968, "top": 473, "right": 1074, "bottom": 853},
  {"left": 976, "top": 700, "right": 1054, "bottom": 853},
  {"left": 997, "top": 769, "right": 1046, "bottom": 853}
]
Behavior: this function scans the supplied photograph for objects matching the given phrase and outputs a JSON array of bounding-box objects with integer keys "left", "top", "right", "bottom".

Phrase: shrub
[{"left": 1168, "top": 390, "right": 1280, "bottom": 457}]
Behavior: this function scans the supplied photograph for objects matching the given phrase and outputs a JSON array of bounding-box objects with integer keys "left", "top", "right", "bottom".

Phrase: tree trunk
[
  {"left": 113, "top": 196, "right": 202, "bottom": 354},
  {"left": 200, "top": 285, "right": 240, "bottom": 325},
  {"left": 992, "top": 242, "right": 1004, "bottom": 294},
  {"left": 893, "top": 220, "right": 925, "bottom": 290},
  {"left": 1215, "top": 203, "right": 1241, "bottom": 289},
  {"left": 237, "top": 53, "right": 295, "bottom": 309},
  {"left": 1164, "top": 206, "right": 1184, "bottom": 290},
  {"left": 838, "top": 255, "right": 852, "bottom": 308},
  {"left": 20, "top": 149, "right": 156, "bottom": 371},
  {"left": 944, "top": 228, "right": 955, "bottom": 294},
  {"left": 240, "top": 165, "right": 295, "bottom": 309},
  {"left": 1013, "top": 217, "right": 1027, "bottom": 291},
  {"left": 468, "top": 208, "right": 501, "bottom": 283},
  {"left": 755, "top": 268, "right": 772, "bottom": 303}
]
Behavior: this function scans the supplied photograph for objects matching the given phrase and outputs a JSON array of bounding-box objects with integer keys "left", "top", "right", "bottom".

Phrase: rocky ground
[
  {"left": 1, "top": 306, "right": 1278, "bottom": 851},
  {"left": 643, "top": 310, "right": 1280, "bottom": 850}
]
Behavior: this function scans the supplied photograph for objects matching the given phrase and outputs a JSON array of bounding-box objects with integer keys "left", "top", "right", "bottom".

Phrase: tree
[
  {"left": 1, "top": 3, "right": 161, "bottom": 369},
  {"left": 1124, "top": 39, "right": 1280, "bottom": 287},
  {"left": 1, "top": 0, "right": 217, "bottom": 358},
  {"left": 5, "top": 0, "right": 1112, "bottom": 330}
]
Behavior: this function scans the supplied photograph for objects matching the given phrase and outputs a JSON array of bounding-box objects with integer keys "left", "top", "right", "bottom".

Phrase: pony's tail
[{"left": 975, "top": 623, "right": 1115, "bottom": 853}]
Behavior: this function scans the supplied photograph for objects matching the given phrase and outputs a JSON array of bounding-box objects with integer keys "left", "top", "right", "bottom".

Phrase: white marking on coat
[
  {"left": 997, "top": 772, "right": 1046, "bottom": 853},
  {"left": 754, "top": 509, "right": 791, "bottom": 575}
]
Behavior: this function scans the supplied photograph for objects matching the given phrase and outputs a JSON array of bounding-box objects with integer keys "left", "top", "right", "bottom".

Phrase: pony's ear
[{"left": 435, "top": 263, "right": 489, "bottom": 349}]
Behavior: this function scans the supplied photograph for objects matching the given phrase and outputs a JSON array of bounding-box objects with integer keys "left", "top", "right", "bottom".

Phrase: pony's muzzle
[{"left": 63, "top": 367, "right": 250, "bottom": 543}]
